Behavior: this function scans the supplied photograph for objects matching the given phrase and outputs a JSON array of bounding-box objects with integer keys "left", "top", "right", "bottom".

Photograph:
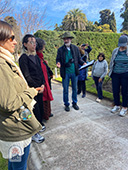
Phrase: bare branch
[{"left": 0, "top": 0, "right": 13, "bottom": 18}]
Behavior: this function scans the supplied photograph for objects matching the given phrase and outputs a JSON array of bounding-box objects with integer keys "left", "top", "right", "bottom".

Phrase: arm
[
  {"left": 56, "top": 48, "right": 61, "bottom": 68},
  {"left": 19, "top": 54, "right": 39, "bottom": 87},
  {"left": 0, "top": 63, "right": 38, "bottom": 112},
  {"left": 100, "top": 61, "right": 108, "bottom": 80}
]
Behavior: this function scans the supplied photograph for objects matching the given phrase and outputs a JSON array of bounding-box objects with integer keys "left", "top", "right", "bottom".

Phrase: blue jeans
[
  {"left": 62, "top": 73, "right": 78, "bottom": 106},
  {"left": 112, "top": 72, "right": 128, "bottom": 107},
  {"left": 8, "top": 144, "right": 30, "bottom": 170},
  {"left": 93, "top": 76, "right": 104, "bottom": 99}
]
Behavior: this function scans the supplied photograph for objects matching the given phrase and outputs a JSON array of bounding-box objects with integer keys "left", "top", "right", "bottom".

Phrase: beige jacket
[{"left": 0, "top": 48, "right": 42, "bottom": 142}]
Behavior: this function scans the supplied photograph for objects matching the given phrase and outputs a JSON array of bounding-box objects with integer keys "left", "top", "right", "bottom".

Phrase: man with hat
[
  {"left": 56, "top": 32, "right": 86, "bottom": 112},
  {"left": 109, "top": 35, "right": 128, "bottom": 117}
]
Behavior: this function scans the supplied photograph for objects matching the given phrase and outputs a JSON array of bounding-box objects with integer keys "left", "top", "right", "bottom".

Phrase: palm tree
[{"left": 61, "top": 8, "right": 87, "bottom": 31}]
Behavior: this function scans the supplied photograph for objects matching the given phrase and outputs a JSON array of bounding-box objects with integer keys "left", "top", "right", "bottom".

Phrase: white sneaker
[
  {"left": 119, "top": 108, "right": 127, "bottom": 117},
  {"left": 96, "top": 98, "right": 101, "bottom": 103},
  {"left": 32, "top": 133, "right": 45, "bottom": 143},
  {"left": 111, "top": 105, "right": 120, "bottom": 113}
]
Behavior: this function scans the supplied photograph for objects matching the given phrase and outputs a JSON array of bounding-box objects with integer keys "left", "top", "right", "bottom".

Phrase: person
[
  {"left": 77, "top": 45, "right": 87, "bottom": 98},
  {"left": 109, "top": 35, "right": 128, "bottom": 116},
  {"left": 92, "top": 53, "right": 108, "bottom": 103},
  {"left": 19, "top": 34, "right": 46, "bottom": 143},
  {"left": 36, "top": 38, "right": 54, "bottom": 120},
  {"left": 81, "top": 43, "right": 92, "bottom": 80},
  {"left": 0, "top": 20, "right": 42, "bottom": 170},
  {"left": 56, "top": 32, "right": 86, "bottom": 112}
]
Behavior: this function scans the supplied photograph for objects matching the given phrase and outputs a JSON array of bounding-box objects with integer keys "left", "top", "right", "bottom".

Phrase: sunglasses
[
  {"left": 29, "top": 41, "right": 37, "bottom": 45},
  {"left": 9, "top": 35, "right": 15, "bottom": 42}
]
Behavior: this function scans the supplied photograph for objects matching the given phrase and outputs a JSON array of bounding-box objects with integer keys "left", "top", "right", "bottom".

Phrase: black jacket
[
  {"left": 56, "top": 44, "right": 85, "bottom": 79},
  {"left": 19, "top": 54, "right": 45, "bottom": 88}
]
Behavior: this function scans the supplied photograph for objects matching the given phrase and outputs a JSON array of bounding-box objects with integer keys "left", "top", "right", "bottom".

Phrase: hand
[
  {"left": 83, "top": 63, "right": 86, "bottom": 65},
  {"left": 56, "top": 62, "right": 61, "bottom": 68},
  {"left": 45, "top": 60, "right": 48, "bottom": 64},
  {"left": 35, "top": 85, "right": 44, "bottom": 93},
  {"left": 98, "top": 78, "right": 102, "bottom": 82},
  {"left": 86, "top": 43, "right": 89, "bottom": 46}
]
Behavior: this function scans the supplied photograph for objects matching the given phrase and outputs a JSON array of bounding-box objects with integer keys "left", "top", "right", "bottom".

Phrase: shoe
[
  {"left": 111, "top": 105, "right": 120, "bottom": 113},
  {"left": 72, "top": 103, "right": 79, "bottom": 110},
  {"left": 40, "top": 125, "right": 46, "bottom": 132},
  {"left": 82, "top": 94, "right": 85, "bottom": 98},
  {"left": 49, "top": 113, "right": 53, "bottom": 117},
  {"left": 32, "top": 133, "right": 45, "bottom": 143},
  {"left": 65, "top": 106, "right": 70, "bottom": 112},
  {"left": 96, "top": 98, "right": 101, "bottom": 103},
  {"left": 119, "top": 108, "right": 127, "bottom": 117}
]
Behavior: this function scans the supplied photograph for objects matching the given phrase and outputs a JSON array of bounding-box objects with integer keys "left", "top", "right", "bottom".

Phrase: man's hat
[
  {"left": 61, "top": 32, "right": 74, "bottom": 39},
  {"left": 81, "top": 44, "right": 86, "bottom": 47},
  {"left": 118, "top": 35, "right": 128, "bottom": 47}
]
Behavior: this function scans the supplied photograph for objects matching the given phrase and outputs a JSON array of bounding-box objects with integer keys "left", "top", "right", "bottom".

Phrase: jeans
[
  {"left": 93, "top": 76, "right": 104, "bottom": 99},
  {"left": 8, "top": 144, "right": 30, "bottom": 170},
  {"left": 111, "top": 72, "right": 128, "bottom": 107},
  {"left": 62, "top": 73, "right": 78, "bottom": 106}
]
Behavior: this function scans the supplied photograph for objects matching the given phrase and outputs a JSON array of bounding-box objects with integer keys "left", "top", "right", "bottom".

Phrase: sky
[{"left": 11, "top": 0, "right": 126, "bottom": 33}]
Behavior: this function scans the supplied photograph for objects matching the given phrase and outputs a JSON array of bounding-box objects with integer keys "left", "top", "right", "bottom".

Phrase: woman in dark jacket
[
  {"left": 36, "top": 38, "right": 54, "bottom": 120},
  {"left": 19, "top": 34, "right": 46, "bottom": 143}
]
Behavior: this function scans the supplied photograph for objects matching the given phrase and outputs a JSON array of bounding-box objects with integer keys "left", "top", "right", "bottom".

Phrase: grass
[
  {"left": 0, "top": 152, "right": 8, "bottom": 170},
  {"left": 55, "top": 76, "right": 114, "bottom": 101}
]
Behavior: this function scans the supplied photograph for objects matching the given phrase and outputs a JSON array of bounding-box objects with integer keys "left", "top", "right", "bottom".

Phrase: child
[{"left": 92, "top": 53, "right": 108, "bottom": 102}]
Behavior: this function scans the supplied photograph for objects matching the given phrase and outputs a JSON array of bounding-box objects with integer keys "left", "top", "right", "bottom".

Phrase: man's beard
[{"left": 65, "top": 42, "right": 71, "bottom": 47}]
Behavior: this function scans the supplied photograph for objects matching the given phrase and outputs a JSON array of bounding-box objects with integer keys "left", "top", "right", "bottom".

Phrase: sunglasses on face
[{"left": 9, "top": 35, "right": 15, "bottom": 42}]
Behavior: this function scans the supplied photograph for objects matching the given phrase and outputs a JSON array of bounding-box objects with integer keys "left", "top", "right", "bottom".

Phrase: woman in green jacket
[{"left": 0, "top": 21, "right": 42, "bottom": 170}]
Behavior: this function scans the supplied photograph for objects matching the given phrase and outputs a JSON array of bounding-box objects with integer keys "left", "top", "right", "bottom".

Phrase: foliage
[
  {"left": 0, "top": 152, "right": 8, "bottom": 170},
  {"left": 57, "top": 8, "right": 87, "bottom": 31},
  {"left": 34, "top": 30, "right": 121, "bottom": 73},
  {"left": 99, "top": 9, "right": 117, "bottom": 32},
  {"left": 120, "top": 0, "right": 128, "bottom": 32},
  {"left": 55, "top": 76, "right": 114, "bottom": 101}
]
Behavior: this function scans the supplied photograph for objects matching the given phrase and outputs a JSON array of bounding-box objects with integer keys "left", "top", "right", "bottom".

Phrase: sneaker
[
  {"left": 39, "top": 125, "right": 46, "bottom": 132},
  {"left": 32, "top": 133, "right": 45, "bottom": 143},
  {"left": 82, "top": 94, "right": 85, "bottom": 98},
  {"left": 96, "top": 98, "right": 101, "bottom": 103},
  {"left": 111, "top": 105, "right": 120, "bottom": 113},
  {"left": 65, "top": 106, "right": 70, "bottom": 112},
  {"left": 72, "top": 103, "right": 79, "bottom": 110},
  {"left": 119, "top": 108, "right": 127, "bottom": 117}
]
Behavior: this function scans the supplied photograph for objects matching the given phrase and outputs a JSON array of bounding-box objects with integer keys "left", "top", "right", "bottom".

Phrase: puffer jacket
[{"left": 0, "top": 58, "right": 42, "bottom": 142}]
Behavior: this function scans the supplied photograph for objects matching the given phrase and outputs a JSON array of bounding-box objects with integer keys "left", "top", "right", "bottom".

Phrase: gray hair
[{"left": 36, "top": 38, "right": 46, "bottom": 51}]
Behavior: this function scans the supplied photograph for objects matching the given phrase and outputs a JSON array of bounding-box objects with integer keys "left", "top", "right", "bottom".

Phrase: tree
[
  {"left": 0, "top": 0, "right": 13, "bottom": 18},
  {"left": 109, "top": 12, "right": 117, "bottom": 32},
  {"left": 4, "top": 16, "right": 22, "bottom": 60},
  {"left": 99, "top": 9, "right": 111, "bottom": 25},
  {"left": 15, "top": 4, "right": 50, "bottom": 36},
  {"left": 120, "top": 0, "right": 128, "bottom": 32},
  {"left": 99, "top": 9, "right": 117, "bottom": 32},
  {"left": 60, "top": 8, "right": 87, "bottom": 31}
]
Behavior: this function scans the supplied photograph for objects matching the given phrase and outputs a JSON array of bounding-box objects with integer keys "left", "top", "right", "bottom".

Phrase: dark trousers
[
  {"left": 77, "top": 80, "right": 86, "bottom": 95},
  {"left": 93, "top": 76, "right": 104, "bottom": 99},
  {"left": 33, "top": 93, "right": 44, "bottom": 124},
  {"left": 111, "top": 72, "right": 128, "bottom": 107}
]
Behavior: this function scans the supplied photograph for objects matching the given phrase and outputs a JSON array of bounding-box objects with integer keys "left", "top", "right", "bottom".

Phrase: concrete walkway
[{"left": 28, "top": 81, "right": 128, "bottom": 170}]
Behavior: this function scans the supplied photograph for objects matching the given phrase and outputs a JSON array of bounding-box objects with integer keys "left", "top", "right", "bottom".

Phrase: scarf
[{"left": 0, "top": 46, "right": 28, "bottom": 86}]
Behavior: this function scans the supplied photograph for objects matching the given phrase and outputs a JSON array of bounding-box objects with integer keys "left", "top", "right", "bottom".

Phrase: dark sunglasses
[{"left": 9, "top": 35, "right": 15, "bottom": 42}]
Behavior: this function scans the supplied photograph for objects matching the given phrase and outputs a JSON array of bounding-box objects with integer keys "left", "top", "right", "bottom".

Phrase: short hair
[
  {"left": 36, "top": 38, "right": 46, "bottom": 51},
  {"left": 22, "top": 34, "right": 35, "bottom": 50},
  {"left": 97, "top": 53, "right": 105, "bottom": 60},
  {"left": 0, "top": 20, "right": 12, "bottom": 41}
]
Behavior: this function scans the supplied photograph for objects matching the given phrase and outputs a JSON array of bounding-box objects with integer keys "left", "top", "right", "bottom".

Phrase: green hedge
[{"left": 34, "top": 30, "right": 121, "bottom": 73}]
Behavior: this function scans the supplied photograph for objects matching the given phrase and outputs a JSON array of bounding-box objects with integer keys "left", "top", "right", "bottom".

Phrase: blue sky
[{"left": 12, "top": 0, "right": 125, "bottom": 33}]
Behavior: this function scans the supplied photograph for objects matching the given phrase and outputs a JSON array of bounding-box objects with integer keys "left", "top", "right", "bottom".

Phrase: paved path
[{"left": 28, "top": 81, "right": 128, "bottom": 170}]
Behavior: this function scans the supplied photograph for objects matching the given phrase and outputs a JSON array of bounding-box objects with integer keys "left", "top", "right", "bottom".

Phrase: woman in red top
[{"left": 36, "top": 38, "right": 53, "bottom": 120}]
